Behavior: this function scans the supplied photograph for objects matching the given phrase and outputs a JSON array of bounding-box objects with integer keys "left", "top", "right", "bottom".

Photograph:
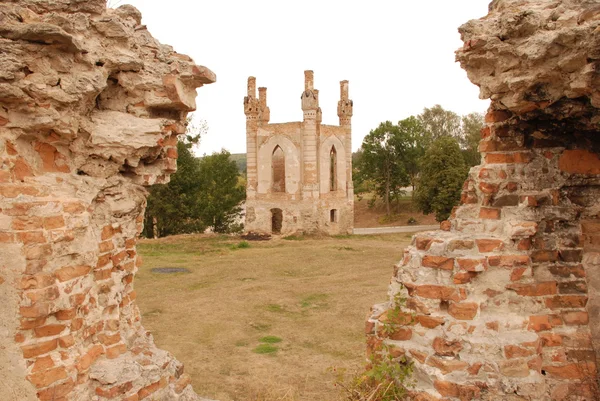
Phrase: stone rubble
[
  {"left": 0, "top": 0, "right": 215, "bottom": 400},
  {"left": 367, "top": 1, "right": 600, "bottom": 400}
]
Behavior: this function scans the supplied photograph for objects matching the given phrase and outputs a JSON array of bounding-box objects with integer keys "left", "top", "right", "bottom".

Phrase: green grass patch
[
  {"left": 265, "top": 304, "right": 285, "bottom": 313},
  {"left": 283, "top": 235, "right": 305, "bottom": 241},
  {"left": 259, "top": 335, "right": 282, "bottom": 344},
  {"left": 230, "top": 241, "right": 250, "bottom": 250},
  {"left": 252, "top": 344, "right": 278, "bottom": 354},
  {"left": 300, "top": 293, "right": 329, "bottom": 308}
]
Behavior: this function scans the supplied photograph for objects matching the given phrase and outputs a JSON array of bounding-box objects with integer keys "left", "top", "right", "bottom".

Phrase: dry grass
[
  {"left": 353, "top": 196, "right": 438, "bottom": 228},
  {"left": 136, "top": 233, "right": 414, "bottom": 401}
]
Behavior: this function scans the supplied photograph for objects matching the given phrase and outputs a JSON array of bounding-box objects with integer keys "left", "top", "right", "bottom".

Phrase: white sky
[{"left": 119, "top": 0, "right": 491, "bottom": 155}]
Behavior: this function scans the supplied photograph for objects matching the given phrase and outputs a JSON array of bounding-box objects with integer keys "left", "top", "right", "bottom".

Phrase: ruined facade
[
  {"left": 367, "top": 1, "right": 600, "bottom": 400},
  {"left": 0, "top": 1, "right": 213, "bottom": 400},
  {"left": 244, "top": 71, "right": 354, "bottom": 236}
]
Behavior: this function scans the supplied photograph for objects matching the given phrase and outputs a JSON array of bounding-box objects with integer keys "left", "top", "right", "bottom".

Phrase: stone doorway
[{"left": 271, "top": 208, "right": 283, "bottom": 234}]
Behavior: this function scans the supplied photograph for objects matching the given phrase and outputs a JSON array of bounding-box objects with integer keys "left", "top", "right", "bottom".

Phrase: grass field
[{"left": 136, "top": 233, "right": 415, "bottom": 401}]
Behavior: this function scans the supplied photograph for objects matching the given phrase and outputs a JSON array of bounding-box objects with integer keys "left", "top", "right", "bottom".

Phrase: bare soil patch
[
  {"left": 136, "top": 233, "right": 414, "bottom": 400},
  {"left": 353, "top": 196, "right": 438, "bottom": 228}
]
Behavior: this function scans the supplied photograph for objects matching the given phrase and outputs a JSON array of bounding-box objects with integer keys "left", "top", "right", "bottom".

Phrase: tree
[
  {"left": 396, "top": 116, "right": 427, "bottom": 195},
  {"left": 196, "top": 150, "right": 245, "bottom": 233},
  {"left": 144, "top": 141, "right": 206, "bottom": 237},
  {"left": 356, "top": 121, "right": 410, "bottom": 215},
  {"left": 461, "top": 112, "right": 484, "bottom": 167},
  {"left": 418, "top": 105, "right": 462, "bottom": 146},
  {"left": 414, "top": 136, "right": 468, "bottom": 222}
]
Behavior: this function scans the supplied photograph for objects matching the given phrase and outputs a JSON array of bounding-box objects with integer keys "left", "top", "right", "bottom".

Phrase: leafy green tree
[
  {"left": 461, "top": 112, "right": 484, "bottom": 167},
  {"left": 417, "top": 105, "right": 462, "bottom": 145},
  {"left": 396, "top": 116, "right": 427, "bottom": 195},
  {"left": 414, "top": 136, "right": 468, "bottom": 222},
  {"left": 144, "top": 141, "right": 206, "bottom": 237},
  {"left": 356, "top": 121, "right": 410, "bottom": 215},
  {"left": 196, "top": 150, "right": 245, "bottom": 233}
]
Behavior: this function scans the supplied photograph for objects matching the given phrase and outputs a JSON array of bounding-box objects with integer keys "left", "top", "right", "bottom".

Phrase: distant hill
[{"left": 229, "top": 153, "right": 247, "bottom": 173}]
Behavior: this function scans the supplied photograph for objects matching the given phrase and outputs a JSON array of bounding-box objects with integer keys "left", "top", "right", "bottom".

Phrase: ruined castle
[{"left": 243, "top": 71, "right": 354, "bottom": 236}]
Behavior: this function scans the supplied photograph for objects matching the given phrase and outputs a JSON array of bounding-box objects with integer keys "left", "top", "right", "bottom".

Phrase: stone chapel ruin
[
  {"left": 0, "top": 1, "right": 213, "bottom": 399},
  {"left": 367, "top": 1, "right": 600, "bottom": 400},
  {"left": 244, "top": 71, "right": 354, "bottom": 236}
]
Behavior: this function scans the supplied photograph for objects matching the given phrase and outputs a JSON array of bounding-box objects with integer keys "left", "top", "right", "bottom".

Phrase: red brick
[
  {"left": 43, "top": 216, "right": 65, "bottom": 230},
  {"left": 448, "top": 302, "right": 478, "bottom": 320},
  {"left": 31, "top": 355, "right": 55, "bottom": 373},
  {"left": 531, "top": 250, "right": 559, "bottom": 263},
  {"left": 504, "top": 345, "right": 535, "bottom": 359},
  {"left": 34, "top": 324, "right": 66, "bottom": 338},
  {"left": 54, "top": 309, "right": 76, "bottom": 321},
  {"left": 21, "top": 339, "right": 58, "bottom": 358},
  {"left": 20, "top": 302, "right": 51, "bottom": 318},
  {"left": 54, "top": 265, "right": 91, "bottom": 282},
  {"left": 20, "top": 317, "right": 47, "bottom": 330},
  {"left": 506, "top": 281, "right": 557, "bottom": 296},
  {"left": 138, "top": 377, "right": 168, "bottom": 399},
  {"left": 545, "top": 295, "right": 588, "bottom": 309},
  {"left": 453, "top": 271, "right": 477, "bottom": 284},
  {"left": 433, "top": 337, "right": 462, "bottom": 356},
  {"left": 510, "top": 267, "right": 528, "bottom": 281},
  {"left": 422, "top": 256, "right": 454, "bottom": 271},
  {"left": 415, "top": 285, "right": 462, "bottom": 301},
  {"left": 487, "top": 255, "right": 530, "bottom": 267},
  {"left": 27, "top": 366, "right": 67, "bottom": 388},
  {"left": 34, "top": 142, "right": 70, "bottom": 173},
  {"left": 457, "top": 258, "right": 487, "bottom": 272},
  {"left": 174, "top": 374, "right": 191, "bottom": 394},
  {"left": 558, "top": 150, "right": 600, "bottom": 174},
  {"left": 125, "top": 238, "right": 136, "bottom": 249},
  {"left": 479, "top": 207, "right": 501, "bottom": 219},
  {"left": 12, "top": 216, "right": 43, "bottom": 230},
  {"left": 415, "top": 236, "right": 433, "bottom": 250},
  {"left": 96, "top": 381, "right": 133, "bottom": 398},
  {"left": 18, "top": 231, "right": 46, "bottom": 244},
  {"left": 76, "top": 344, "right": 104, "bottom": 372},
  {"left": 427, "top": 356, "right": 468, "bottom": 374},
  {"left": 542, "top": 362, "right": 596, "bottom": 379},
  {"left": 36, "top": 378, "right": 75, "bottom": 401},
  {"left": 440, "top": 220, "right": 451, "bottom": 231},
  {"left": 475, "top": 239, "right": 504, "bottom": 253},
  {"left": 58, "top": 334, "right": 75, "bottom": 348},
  {"left": 98, "top": 240, "right": 114, "bottom": 253},
  {"left": 21, "top": 273, "right": 55, "bottom": 290},
  {"left": 485, "top": 152, "right": 532, "bottom": 164},
  {"left": 434, "top": 380, "right": 481, "bottom": 400},
  {"left": 485, "top": 110, "right": 511, "bottom": 122},
  {"left": 417, "top": 315, "right": 445, "bottom": 329},
  {"left": 386, "top": 327, "right": 412, "bottom": 341},
  {"left": 562, "top": 311, "right": 589, "bottom": 325},
  {"left": 528, "top": 315, "right": 552, "bottom": 332}
]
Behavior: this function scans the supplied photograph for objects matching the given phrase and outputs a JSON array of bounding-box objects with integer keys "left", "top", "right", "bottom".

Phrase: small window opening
[
  {"left": 272, "top": 146, "right": 285, "bottom": 193},
  {"left": 330, "top": 146, "right": 337, "bottom": 192},
  {"left": 330, "top": 209, "right": 338, "bottom": 223}
]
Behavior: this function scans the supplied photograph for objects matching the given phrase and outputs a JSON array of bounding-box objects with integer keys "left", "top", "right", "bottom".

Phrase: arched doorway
[{"left": 271, "top": 208, "right": 283, "bottom": 234}]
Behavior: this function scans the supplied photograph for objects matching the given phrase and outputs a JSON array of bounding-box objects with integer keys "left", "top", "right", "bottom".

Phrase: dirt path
[{"left": 353, "top": 224, "right": 439, "bottom": 235}]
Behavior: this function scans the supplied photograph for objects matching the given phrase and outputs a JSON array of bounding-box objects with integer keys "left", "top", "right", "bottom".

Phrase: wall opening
[
  {"left": 272, "top": 145, "right": 285, "bottom": 193},
  {"left": 330, "top": 209, "right": 337, "bottom": 223},
  {"left": 271, "top": 208, "right": 283, "bottom": 234},
  {"left": 330, "top": 145, "right": 337, "bottom": 192}
]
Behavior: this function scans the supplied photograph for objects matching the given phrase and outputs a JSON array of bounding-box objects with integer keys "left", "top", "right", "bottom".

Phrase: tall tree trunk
[
  {"left": 385, "top": 168, "right": 391, "bottom": 216},
  {"left": 152, "top": 216, "right": 158, "bottom": 239}
]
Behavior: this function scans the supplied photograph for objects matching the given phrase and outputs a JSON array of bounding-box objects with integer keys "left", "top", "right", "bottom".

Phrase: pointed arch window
[
  {"left": 330, "top": 146, "right": 337, "bottom": 192},
  {"left": 272, "top": 145, "right": 285, "bottom": 193}
]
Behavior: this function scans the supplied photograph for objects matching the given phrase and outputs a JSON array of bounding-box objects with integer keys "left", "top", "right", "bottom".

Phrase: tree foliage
[
  {"left": 196, "top": 150, "right": 245, "bottom": 233},
  {"left": 414, "top": 136, "right": 468, "bottom": 222},
  {"left": 355, "top": 121, "right": 410, "bottom": 215},
  {"left": 144, "top": 141, "right": 206, "bottom": 237},
  {"left": 461, "top": 112, "right": 485, "bottom": 167},
  {"left": 418, "top": 104, "right": 462, "bottom": 145}
]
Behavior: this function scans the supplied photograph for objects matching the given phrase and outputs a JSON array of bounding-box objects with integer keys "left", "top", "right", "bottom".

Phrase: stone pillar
[
  {"left": 337, "top": 80, "right": 353, "bottom": 201},
  {"left": 301, "top": 70, "right": 319, "bottom": 199},
  {"left": 244, "top": 77, "right": 259, "bottom": 200},
  {"left": 366, "top": 1, "right": 600, "bottom": 399}
]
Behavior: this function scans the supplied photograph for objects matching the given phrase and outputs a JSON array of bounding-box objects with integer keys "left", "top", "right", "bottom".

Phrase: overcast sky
[{"left": 119, "top": 0, "right": 491, "bottom": 155}]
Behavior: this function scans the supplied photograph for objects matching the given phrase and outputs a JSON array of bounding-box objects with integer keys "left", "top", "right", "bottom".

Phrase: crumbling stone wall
[
  {"left": 367, "top": 1, "right": 600, "bottom": 400},
  {"left": 0, "top": 1, "right": 214, "bottom": 400}
]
